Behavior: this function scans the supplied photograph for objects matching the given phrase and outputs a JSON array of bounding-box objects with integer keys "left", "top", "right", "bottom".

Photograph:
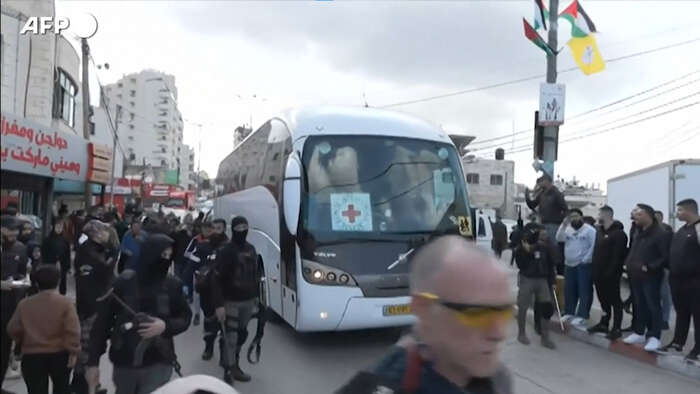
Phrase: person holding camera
[{"left": 514, "top": 224, "right": 557, "bottom": 349}]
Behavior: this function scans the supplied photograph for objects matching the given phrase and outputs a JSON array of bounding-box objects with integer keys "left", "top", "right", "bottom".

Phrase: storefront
[{"left": 1, "top": 112, "right": 111, "bottom": 234}]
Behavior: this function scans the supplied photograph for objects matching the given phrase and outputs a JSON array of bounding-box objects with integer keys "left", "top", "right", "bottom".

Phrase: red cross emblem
[{"left": 342, "top": 204, "right": 362, "bottom": 223}]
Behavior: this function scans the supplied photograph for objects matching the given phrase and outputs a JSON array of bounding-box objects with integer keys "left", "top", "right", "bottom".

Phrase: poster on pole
[{"left": 538, "top": 83, "right": 566, "bottom": 126}]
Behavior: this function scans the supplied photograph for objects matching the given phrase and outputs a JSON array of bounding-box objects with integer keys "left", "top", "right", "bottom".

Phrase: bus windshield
[{"left": 300, "top": 135, "right": 470, "bottom": 245}]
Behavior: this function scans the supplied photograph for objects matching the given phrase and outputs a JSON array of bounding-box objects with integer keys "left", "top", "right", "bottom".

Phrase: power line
[
  {"left": 472, "top": 90, "right": 699, "bottom": 154},
  {"left": 504, "top": 101, "right": 700, "bottom": 155},
  {"left": 88, "top": 56, "right": 129, "bottom": 161},
  {"left": 380, "top": 37, "right": 700, "bottom": 108},
  {"left": 468, "top": 69, "right": 700, "bottom": 148}
]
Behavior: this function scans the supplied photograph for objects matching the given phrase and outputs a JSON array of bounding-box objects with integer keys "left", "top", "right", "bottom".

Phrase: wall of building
[
  {"left": 461, "top": 158, "right": 516, "bottom": 219},
  {"left": 91, "top": 106, "right": 124, "bottom": 178}
]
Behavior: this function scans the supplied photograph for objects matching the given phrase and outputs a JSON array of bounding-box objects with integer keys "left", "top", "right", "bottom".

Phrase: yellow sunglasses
[{"left": 415, "top": 292, "right": 514, "bottom": 328}]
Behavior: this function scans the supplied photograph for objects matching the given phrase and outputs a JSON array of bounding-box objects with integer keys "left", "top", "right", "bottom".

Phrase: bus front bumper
[{"left": 335, "top": 296, "right": 416, "bottom": 331}]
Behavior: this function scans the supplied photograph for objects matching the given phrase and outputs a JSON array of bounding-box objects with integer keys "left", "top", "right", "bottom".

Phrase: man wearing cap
[
  {"left": 622, "top": 204, "right": 671, "bottom": 352},
  {"left": 336, "top": 236, "right": 513, "bottom": 394}
]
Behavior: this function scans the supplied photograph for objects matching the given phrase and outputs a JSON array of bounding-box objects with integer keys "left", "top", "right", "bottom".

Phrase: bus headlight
[{"left": 302, "top": 260, "right": 357, "bottom": 287}]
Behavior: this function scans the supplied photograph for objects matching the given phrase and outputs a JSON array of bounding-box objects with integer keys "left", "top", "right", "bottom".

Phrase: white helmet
[{"left": 151, "top": 375, "right": 239, "bottom": 394}]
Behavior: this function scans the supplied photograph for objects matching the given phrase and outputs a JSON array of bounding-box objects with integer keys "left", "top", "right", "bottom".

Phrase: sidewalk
[{"left": 502, "top": 250, "right": 700, "bottom": 380}]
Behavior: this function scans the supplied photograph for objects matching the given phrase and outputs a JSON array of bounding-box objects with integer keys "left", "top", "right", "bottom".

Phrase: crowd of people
[
  {"left": 505, "top": 174, "right": 699, "bottom": 359},
  {"left": 1, "top": 202, "right": 264, "bottom": 394}
]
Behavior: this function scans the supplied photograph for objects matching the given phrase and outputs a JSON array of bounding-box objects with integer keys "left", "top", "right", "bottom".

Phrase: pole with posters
[{"left": 541, "top": 0, "right": 560, "bottom": 179}]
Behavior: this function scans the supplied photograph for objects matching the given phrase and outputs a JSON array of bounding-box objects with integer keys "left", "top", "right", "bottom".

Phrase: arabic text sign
[
  {"left": 1, "top": 113, "right": 88, "bottom": 181},
  {"left": 538, "top": 83, "right": 566, "bottom": 126},
  {"left": 331, "top": 193, "right": 373, "bottom": 232}
]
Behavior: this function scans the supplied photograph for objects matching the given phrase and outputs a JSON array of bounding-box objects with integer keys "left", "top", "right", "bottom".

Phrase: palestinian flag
[
  {"left": 523, "top": 18, "right": 554, "bottom": 55},
  {"left": 534, "top": 0, "right": 548, "bottom": 31},
  {"left": 560, "top": 0, "right": 597, "bottom": 38}
]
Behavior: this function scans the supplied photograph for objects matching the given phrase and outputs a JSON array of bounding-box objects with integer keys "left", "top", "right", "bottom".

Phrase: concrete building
[
  {"left": 461, "top": 154, "right": 517, "bottom": 219},
  {"left": 233, "top": 125, "right": 252, "bottom": 148},
  {"left": 100, "top": 69, "right": 194, "bottom": 189},
  {"left": 556, "top": 177, "right": 607, "bottom": 218}
]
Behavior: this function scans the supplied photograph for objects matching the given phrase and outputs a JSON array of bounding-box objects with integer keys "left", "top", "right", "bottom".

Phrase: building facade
[
  {"left": 461, "top": 156, "right": 516, "bottom": 219},
  {"left": 1, "top": 0, "right": 112, "bottom": 230},
  {"left": 99, "top": 69, "right": 194, "bottom": 189}
]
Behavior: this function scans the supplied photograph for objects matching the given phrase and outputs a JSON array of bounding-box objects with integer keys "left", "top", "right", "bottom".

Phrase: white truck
[{"left": 607, "top": 159, "right": 700, "bottom": 232}]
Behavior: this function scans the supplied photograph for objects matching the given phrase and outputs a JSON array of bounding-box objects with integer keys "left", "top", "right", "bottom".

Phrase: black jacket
[
  {"left": 211, "top": 240, "right": 260, "bottom": 306},
  {"left": 592, "top": 221, "right": 628, "bottom": 280},
  {"left": 87, "top": 234, "right": 192, "bottom": 368},
  {"left": 491, "top": 221, "right": 508, "bottom": 249},
  {"left": 525, "top": 187, "right": 568, "bottom": 224},
  {"left": 42, "top": 231, "right": 71, "bottom": 269},
  {"left": 74, "top": 239, "right": 115, "bottom": 318},
  {"left": 624, "top": 223, "right": 671, "bottom": 280},
  {"left": 515, "top": 243, "right": 556, "bottom": 284},
  {"left": 669, "top": 219, "right": 700, "bottom": 278},
  {"left": 1, "top": 240, "right": 28, "bottom": 317}
]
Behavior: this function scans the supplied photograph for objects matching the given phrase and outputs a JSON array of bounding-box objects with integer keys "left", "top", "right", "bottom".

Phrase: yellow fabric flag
[{"left": 568, "top": 34, "right": 605, "bottom": 75}]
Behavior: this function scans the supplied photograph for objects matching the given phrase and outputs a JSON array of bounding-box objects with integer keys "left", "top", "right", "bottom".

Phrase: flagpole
[{"left": 542, "top": 0, "right": 559, "bottom": 179}]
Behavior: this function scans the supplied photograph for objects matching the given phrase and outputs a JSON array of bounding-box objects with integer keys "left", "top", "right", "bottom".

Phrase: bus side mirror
[{"left": 283, "top": 155, "right": 302, "bottom": 236}]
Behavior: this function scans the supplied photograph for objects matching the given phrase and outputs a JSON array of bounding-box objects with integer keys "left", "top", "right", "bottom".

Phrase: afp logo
[{"left": 20, "top": 13, "right": 98, "bottom": 39}]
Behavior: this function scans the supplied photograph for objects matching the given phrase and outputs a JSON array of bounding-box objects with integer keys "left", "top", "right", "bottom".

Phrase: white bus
[{"left": 213, "top": 106, "right": 490, "bottom": 332}]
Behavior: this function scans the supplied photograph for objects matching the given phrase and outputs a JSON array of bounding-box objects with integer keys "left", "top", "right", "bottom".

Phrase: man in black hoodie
[
  {"left": 72, "top": 220, "right": 114, "bottom": 394},
  {"left": 42, "top": 219, "right": 71, "bottom": 295},
  {"left": 587, "top": 205, "right": 628, "bottom": 340},
  {"left": 661, "top": 198, "right": 700, "bottom": 360},
  {"left": 211, "top": 216, "right": 260, "bottom": 385},
  {"left": 622, "top": 204, "right": 671, "bottom": 352},
  {"left": 86, "top": 233, "right": 192, "bottom": 394}
]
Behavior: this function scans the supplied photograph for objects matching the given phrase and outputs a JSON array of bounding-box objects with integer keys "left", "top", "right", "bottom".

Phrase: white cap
[{"left": 151, "top": 375, "right": 239, "bottom": 394}]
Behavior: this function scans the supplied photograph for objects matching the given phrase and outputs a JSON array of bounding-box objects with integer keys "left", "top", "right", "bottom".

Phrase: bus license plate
[{"left": 383, "top": 304, "right": 411, "bottom": 316}]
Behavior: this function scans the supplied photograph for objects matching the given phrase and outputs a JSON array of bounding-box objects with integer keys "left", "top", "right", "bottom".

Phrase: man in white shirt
[{"left": 556, "top": 208, "right": 597, "bottom": 330}]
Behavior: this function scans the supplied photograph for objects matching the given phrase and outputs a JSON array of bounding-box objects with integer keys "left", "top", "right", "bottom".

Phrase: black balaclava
[
  {"left": 571, "top": 220, "right": 584, "bottom": 230},
  {"left": 136, "top": 233, "right": 175, "bottom": 284},
  {"left": 230, "top": 216, "right": 249, "bottom": 246}
]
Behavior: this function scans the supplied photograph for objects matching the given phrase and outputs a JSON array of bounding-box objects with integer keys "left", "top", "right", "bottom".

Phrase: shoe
[
  {"left": 571, "top": 318, "right": 587, "bottom": 331},
  {"left": 223, "top": 369, "right": 233, "bottom": 385},
  {"left": 202, "top": 347, "right": 213, "bottom": 361},
  {"left": 541, "top": 337, "right": 556, "bottom": 350},
  {"left": 686, "top": 348, "right": 699, "bottom": 361},
  {"left": 560, "top": 314, "right": 574, "bottom": 323},
  {"left": 644, "top": 337, "right": 661, "bottom": 352},
  {"left": 587, "top": 322, "right": 608, "bottom": 334},
  {"left": 623, "top": 333, "right": 646, "bottom": 345},
  {"left": 517, "top": 334, "right": 531, "bottom": 345},
  {"left": 232, "top": 364, "right": 252, "bottom": 382},
  {"left": 662, "top": 321, "right": 670, "bottom": 330},
  {"left": 659, "top": 343, "right": 683, "bottom": 353},
  {"left": 193, "top": 313, "right": 200, "bottom": 326},
  {"left": 606, "top": 329, "right": 623, "bottom": 341}
]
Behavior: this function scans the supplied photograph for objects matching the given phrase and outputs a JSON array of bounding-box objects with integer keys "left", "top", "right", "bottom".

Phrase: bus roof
[{"left": 279, "top": 106, "right": 453, "bottom": 144}]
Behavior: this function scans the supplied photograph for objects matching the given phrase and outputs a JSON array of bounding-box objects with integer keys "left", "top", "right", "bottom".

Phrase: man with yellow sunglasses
[{"left": 337, "top": 236, "right": 513, "bottom": 394}]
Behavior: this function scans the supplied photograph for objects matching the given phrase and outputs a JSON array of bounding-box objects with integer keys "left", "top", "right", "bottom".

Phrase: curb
[{"left": 526, "top": 311, "right": 700, "bottom": 380}]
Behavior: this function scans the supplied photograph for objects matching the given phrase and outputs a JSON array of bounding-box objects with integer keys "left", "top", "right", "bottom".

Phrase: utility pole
[
  {"left": 541, "top": 0, "right": 560, "bottom": 178},
  {"left": 81, "top": 38, "right": 92, "bottom": 209},
  {"left": 108, "top": 104, "right": 122, "bottom": 206}
]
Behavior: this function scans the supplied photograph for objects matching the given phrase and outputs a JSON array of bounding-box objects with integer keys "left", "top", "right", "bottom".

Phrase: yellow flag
[{"left": 568, "top": 34, "right": 605, "bottom": 75}]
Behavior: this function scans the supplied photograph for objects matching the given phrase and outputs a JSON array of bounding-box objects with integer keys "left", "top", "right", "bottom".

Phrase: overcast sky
[{"left": 56, "top": 0, "right": 700, "bottom": 189}]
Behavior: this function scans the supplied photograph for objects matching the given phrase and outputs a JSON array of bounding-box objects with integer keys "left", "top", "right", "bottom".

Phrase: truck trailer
[{"left": 607, "top": 159, "right": 700, "bottom": 232}]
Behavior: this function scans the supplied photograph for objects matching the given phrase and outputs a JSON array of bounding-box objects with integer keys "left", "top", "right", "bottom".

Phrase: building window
[
  {"left": 117, "top": 82, "right": 123, "bottom": 88},
  {"left": 162, "top": 147, "right": 166, "bottom": 153},
  {"left": 130, "top": 78, "right": 136, "bottom": 83},
  {"left": 130, "top": 101, "right": 135, "bottom": 107},
  {"left": 466, "top": 173, "right": 480, "bottom": 184},
  {"left": 129, "top": 153, "right": 136, "bottom": 161},
  {"left": 490, "top": 174, "right": 504, "bottom": 186},
  {"left": 129, "top": 90, "right": 136, "bottom": 97},
  {"left": 52, "top": 69, "right": 77, "bottom": 127},
  {"left": 161, "top": 160, "right": 166, "bottom": 166},
  {"left": 129, "top": 112, "right": 135, "bottom": 121},
  {"left": 129, "top": 124, "right": 134, "bottom": 130}
]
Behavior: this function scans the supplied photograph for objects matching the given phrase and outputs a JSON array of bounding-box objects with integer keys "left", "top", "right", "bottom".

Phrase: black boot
[
  {"left": 202, "top": 341, "right": 214, "bottom": 361},
  {"left": 587, "top": 320, "right": 609, "bottom": 334},
  {"left": 232, "top": 355, "right": 252, "bottom": 382}
]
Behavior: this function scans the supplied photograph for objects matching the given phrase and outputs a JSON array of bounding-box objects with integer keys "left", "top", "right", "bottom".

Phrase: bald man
[{"left": 337, "top": 236, "right": 514, "bottom": 394}]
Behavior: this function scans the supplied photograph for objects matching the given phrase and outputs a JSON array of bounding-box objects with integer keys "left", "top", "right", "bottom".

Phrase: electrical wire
[
  {"left": 468, "top": 69, "right": 700, "bottom": 147},
  {"left": 503, "top": 100, "right": 700, "bottom": 155},
  {"left": 380, "top": 37, "right": 700, "bottom": 108}
]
